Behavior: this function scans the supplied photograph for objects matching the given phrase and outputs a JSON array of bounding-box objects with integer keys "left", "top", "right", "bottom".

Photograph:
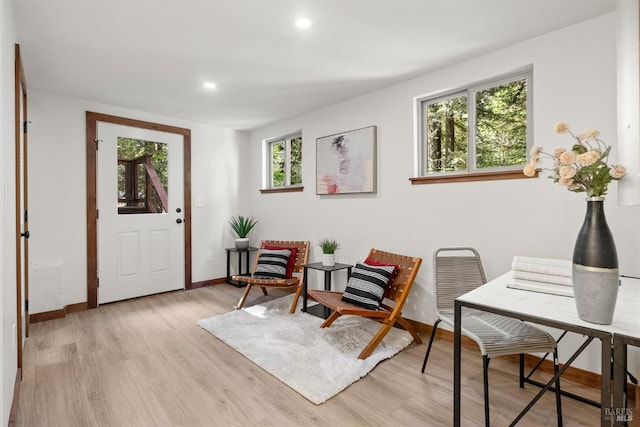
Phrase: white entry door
[{"left": 98, "top": 122, "right": 184, "bottom": 304}]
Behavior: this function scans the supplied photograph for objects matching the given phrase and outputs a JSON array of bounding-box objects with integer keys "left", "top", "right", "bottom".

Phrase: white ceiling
[{"left": 12, "top": 0, "right": 616, "bottom": 131}]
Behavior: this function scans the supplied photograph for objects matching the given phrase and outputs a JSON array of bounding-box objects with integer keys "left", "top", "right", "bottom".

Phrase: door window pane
[{"left": 117, "top": 138, "right": 168, "bottom": 214}]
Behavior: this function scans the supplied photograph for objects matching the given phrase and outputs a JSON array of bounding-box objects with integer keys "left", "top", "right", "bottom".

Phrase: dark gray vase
[{"left": 572, "top": 196, "right": 619, "bottom": 325}]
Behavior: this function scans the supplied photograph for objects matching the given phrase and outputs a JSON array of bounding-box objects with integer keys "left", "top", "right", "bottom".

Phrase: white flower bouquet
[{"left": 523, "top": 122, "right": 626, "bottom": 197}]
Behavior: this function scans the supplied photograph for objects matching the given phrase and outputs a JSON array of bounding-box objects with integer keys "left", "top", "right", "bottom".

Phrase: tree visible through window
[
  {"left": 425, "top": 96, "right": 468, "bottom": 173},
  {"left": 420, "top": 70, "right": 531, "bottom": 176},
  {"left": 269, "top": 134, "right": 302, "bottom": 188}
]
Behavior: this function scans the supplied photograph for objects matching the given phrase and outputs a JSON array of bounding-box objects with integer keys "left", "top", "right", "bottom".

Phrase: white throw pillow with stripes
[
  {"left": 253, "top": 248, "right": 292, "bottom": 280},
  {"left": 341, "top": 263, "right": 395, "bottom": 310}
]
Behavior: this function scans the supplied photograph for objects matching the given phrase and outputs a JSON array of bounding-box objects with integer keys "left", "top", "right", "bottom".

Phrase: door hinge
[
  {"left": 23, "top": 209, "right": 28, "bottom": 223},
  {"left": 97, "top": 278, "right": 99, "bottom": 288},
  {"left": 96, "top": 209, "right": 99, "bottom": 219},
  {"left": 94, "top": 138, "right": 101, "bottom": 150},
  {"left": 25, "top": 299, "right": 28, "bottom": 312},
  {"left": 23, "top": 120, "right": 29, "bottom": 134}
]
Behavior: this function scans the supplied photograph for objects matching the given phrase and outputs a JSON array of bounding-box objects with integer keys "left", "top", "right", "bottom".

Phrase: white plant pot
[
  {"left": 235, "top": 237, "right": 250, "bottom": 249},
  {"left": 322, "top": 253, "right": 335, "bottom": 267}
]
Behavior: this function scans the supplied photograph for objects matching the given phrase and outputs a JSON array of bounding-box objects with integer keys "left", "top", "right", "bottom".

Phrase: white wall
[
  {"left": 248, "top": 13, "right": 640, "bottom": 374},
  {"left": 0, "top": 0, "right": 17, "bottom": 424},
  {"left": 27, "top": 90, "right": 250, "bottom": 307}
]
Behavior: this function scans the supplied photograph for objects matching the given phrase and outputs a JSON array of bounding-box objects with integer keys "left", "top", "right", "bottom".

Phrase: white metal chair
[{"left": 421, "top": 247, "right": 562, "bottom": 426}]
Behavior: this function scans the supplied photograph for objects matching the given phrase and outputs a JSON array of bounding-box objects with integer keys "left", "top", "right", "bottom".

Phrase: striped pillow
[
  {"left": 341, "top": 263, "right": 395, "bottom": 310},
  {"left": 253, "top": 248, "right": 293, "bottom": 280},
  {"left": 264, "top": 245, "right": 298, "bottom": 278}
]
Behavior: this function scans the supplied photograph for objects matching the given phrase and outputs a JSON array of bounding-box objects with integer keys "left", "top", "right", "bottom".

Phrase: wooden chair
[
  {"left": 307, "top": 248, "right": 423, "bottom": 359},
  {"left": 233, "top": 240, "right": 310, "bottom": 313}
]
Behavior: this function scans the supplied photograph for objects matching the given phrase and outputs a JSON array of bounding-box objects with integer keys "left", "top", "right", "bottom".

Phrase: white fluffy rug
[{"left": 197, "top": 295, "right": 414, "bottom": 404}]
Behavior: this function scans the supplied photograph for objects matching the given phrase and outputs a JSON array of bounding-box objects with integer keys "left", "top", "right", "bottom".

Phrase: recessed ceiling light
[
  {"left": 203, "top": 81, "right": 217, "bottom": 89},
  {"left": 295, "top": 18, "right": 311, "bottom": 29}
]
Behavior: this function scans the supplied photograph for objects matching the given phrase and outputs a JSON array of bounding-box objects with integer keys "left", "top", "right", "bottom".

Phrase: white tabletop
[{"left": 457, "top": 272, "right": 640, "bottom": 338}]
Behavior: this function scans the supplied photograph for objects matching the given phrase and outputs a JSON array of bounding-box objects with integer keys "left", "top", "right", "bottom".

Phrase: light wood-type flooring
[{"left": 17, "top": 284, "right": 603, "bottom": 426}]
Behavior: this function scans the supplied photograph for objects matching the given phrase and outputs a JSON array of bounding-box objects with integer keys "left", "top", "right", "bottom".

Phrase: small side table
[
  {"left": 302, "top": 262, "right": 352, "bottom": 319},
  {"left": 225, "top": 247, "right": 258, "bottom": 287}
]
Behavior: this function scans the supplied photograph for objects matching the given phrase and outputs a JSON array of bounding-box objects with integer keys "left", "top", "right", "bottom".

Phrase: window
[
  {"left": 117, "top": 137, "right": 168, "bottom": 214},
  {"left": 416, "top": 69, "right": 532, "bottom": 180},
  {"left": 266, "top": 132, "right": 302, "bottom": 189}
]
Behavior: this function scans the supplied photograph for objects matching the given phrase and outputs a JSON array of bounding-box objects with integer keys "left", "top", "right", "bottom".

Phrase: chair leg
[
  {"left": 553, "top": 348, "right": 563, "bottom": 426},
  {"left": 396, "top": 317, "right": 422, "bottom": 344},
  {"left": 236, "top": 283, "right": 254, "bottom": 310},
  {"left": 519, "top": 353, "right": 525, "bottom": 388},
  {"left": 483, "top": 355, "right": 490, "bottom": 427},
  {"left": 260, "top": 287, "right": 268, "bottom": 296},
  {"left": 320, "top": 311, "right": 341, "bottom": 328},
  {"left": 421, "top": 319, "right": 441, "bottom": 373},
  {"left": 289, "top": 286, "right": 302, "bottom": 314},
  {"left": 358, "top": 321, "right": 395, "bottom": 360}
]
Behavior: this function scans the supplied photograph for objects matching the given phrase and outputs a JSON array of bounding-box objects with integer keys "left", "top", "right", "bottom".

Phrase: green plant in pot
[
  {"left": 229, "top": 215, "right": 258, "bottom": 249},
  {"left": 318, "top": 238, "right": 339, "bottom": 266}
]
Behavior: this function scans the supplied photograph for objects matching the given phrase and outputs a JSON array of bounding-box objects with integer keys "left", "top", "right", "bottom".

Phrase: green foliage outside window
[
  {"left": 271, "top": 141, "right": 286, "bottom": 187},
  {"left": 426, "top": 97, "right": 468, "bottom": 173},
  {"left": 270, "top": 135, "right": 302, "bottom": 187},
  {"left": 118, "top": 138, "right": 168, "bottom": 186},
  {"left": 423, "top": 74, "right": 529, "bottom": 175},
  {"left": 290, "top": 137, "right": 302, "bottom": 185},
  {"left": 475, "top": 80, "right": 527, "bottom": 168}
]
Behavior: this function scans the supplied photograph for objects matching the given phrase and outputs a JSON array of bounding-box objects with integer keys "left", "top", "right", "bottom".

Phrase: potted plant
[
  {"left": 318, "top": 238, "right": 339, "bottom": 266},
  {"left": 229, "top": 215, "right": 258, "bottom": 249}
]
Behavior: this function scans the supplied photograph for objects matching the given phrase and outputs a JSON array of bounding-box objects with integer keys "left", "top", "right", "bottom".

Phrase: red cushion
[
  {"left": 264, "top": 245, "right": 298, "bottom": 278},
  {"left": 364, "top": 257, "right": 399, "bottom": 283}
]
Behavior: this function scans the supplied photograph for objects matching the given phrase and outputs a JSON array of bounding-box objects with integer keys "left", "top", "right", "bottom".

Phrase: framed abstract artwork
[{"left": 316, "top": 126, "right": 377, "bottom": 195}]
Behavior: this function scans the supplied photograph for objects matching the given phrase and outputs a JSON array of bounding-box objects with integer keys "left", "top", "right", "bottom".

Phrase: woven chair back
[
  {"left": 366, "top": 248, "right": 422, "bottom": 304},
  {"left": 433, "top": 247, "right": 486, "bottom": 314},
  {"left": 259, "top": 240, "right": 310, "bottom": 275}
]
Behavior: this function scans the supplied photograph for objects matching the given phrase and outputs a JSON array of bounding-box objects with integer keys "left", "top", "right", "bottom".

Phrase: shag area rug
[{"left": 197, "top": 294, "right": 414, "bottom": 404}]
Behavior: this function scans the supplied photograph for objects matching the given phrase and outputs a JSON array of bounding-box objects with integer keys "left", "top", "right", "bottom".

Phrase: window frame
[
  {"left": 262, "top": 131, "right": 303, "bottom": 193},
  {"left": 414, "top": 68, "right": 533, "bottom": 181}
]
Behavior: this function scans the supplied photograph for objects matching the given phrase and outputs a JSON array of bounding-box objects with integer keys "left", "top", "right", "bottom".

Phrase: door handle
[
  {"left": 21, "top": 230, "right": 30, "bottom": 238},
  {"left": 176, "top": 219, "right": 183, "bottom": 224}
]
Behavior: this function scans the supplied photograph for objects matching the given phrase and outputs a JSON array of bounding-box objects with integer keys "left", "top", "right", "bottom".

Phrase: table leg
[
  {"left": 613, "top": 337, "right": 627, "bottom": 427},
  {"left": 511, "top": 336, "right": 593, "bottom": 425},
  {"left": 602, "top": 336, "right": 612, "bottom": 426},
  {"left": 302, "top": 267, "right": 309, "bottom": 312},
  {"left": 226, "top": 250, "right": 231, "bottom": 282},
  {"left": 454, "top": 300, "right": 461, "bottom": 427},
  {"left": 245, "top": 251, "right": 250, "bottom": 275},
  {"left": 324, "top": 271, "right": 331, "bottom": 291}
]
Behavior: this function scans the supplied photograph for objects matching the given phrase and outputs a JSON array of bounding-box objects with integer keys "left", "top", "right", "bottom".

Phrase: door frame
[
  {"left": 86, "top": 111, "right": 192, "bottom": 308},
  {"left": 14, "top": 43, "right": 28, "bottom": 375}
]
